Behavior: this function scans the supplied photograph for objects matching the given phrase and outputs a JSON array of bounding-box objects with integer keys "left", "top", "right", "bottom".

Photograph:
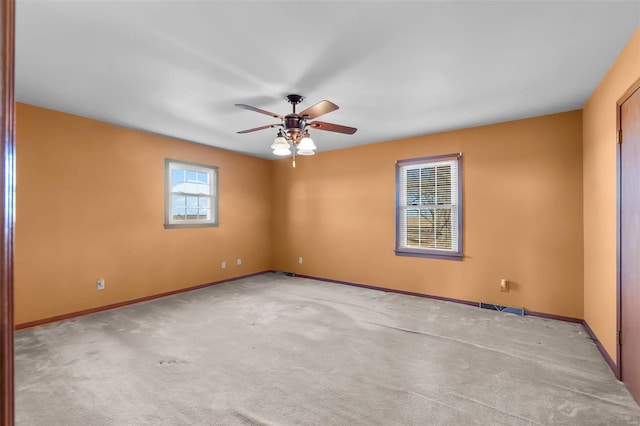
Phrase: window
[
  {"left": 395, "top": 153, "right": 462, "bottom": 260},
  {"left": 165, "top": 159, "right": 218, "bottom": 228}
]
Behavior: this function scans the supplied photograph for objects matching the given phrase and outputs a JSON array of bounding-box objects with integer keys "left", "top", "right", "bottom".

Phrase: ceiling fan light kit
[{"left": 236, "top": 94, "right": 357, "bottom": 167}]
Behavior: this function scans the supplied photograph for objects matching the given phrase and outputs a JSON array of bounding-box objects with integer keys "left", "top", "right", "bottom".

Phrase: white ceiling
[{"left": 15, "top": 1, "right": 640, "bottom": 159}]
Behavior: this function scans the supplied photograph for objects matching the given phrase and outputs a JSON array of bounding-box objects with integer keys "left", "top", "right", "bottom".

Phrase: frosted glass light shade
[
  {"left": 273, "top": 147, "right": 292, "bottom": 156},
  {"left": 270, "top": 136, "right": 289, "bottom": 150},
  {"left": 297, "top": 149, "right": 315, "bottom": 156},
  {"left": 297, "top": 134, "right": 316, "bottom": 151}
]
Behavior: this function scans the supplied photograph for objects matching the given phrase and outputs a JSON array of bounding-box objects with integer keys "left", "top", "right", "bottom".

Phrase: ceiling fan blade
[
  {"left": 235, "top": 104, "right": 284, "bottom": 120},
  {"left": 308, "top": 121, "right": 357, "bottom": 135},
  {"left": 298, "top": 100, "right": 339, "bottom": 120},
  {"left": 237, "top": 124, "right": 281, "bottom": 134}
]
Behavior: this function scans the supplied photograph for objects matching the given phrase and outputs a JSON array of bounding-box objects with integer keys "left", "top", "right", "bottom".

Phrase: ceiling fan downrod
[{"left": 285, "top": 94, "right": 304, "bottom": 111}]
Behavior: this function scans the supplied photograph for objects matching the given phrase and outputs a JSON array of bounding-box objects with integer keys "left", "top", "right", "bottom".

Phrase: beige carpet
[{"left": 15, "top": 273, "right": 640, "bottom": 425}]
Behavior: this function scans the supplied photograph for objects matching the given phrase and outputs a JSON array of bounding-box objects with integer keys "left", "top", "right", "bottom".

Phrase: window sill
[
  {"left": 394, "top": 249, "right": 463, "bottom": 261},
  {"left": 164, "top": 223, "right": 218, "bottom": 229}
]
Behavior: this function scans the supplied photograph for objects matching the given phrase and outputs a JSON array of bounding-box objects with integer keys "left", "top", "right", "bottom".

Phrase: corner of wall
[{"left": 582, "top": 28, "right": 640, "bottom": 364}]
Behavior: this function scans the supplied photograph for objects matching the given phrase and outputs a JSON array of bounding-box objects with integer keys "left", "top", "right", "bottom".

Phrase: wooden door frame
[
  {"left": 0, "top": 0, "right": 15, "bottom": 423},
  {"left": 617, "top": 76, "right": 640, "bottom": 381},
  {"left": 0, "top": 0, "right": 15, "bottom": 424}
]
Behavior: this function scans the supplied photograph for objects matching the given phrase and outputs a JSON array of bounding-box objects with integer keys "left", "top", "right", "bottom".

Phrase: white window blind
[{"left": 396, "top": 154, "right": 462, "bottom": 259}]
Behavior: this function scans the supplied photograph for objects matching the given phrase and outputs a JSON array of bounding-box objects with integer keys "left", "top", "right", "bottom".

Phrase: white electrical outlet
[
  {"left": 298, "top": 257, "right": 303, "bottom": 264},
  {"left": 221, "top": 261, "right": 226, "bottom": 269},
  {"left": 236, "top": 258, "right": 242, "bottom": 266},
  {"left": 97, "top": 278, "right": 105, "bottom": 290}
]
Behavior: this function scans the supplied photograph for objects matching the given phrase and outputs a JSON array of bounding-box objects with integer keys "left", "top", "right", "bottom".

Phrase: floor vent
[
  {"left": 274, "top": 270, "right": 296, "bottom": 277},
  {"left": 479, "top": 302, "right": 524, "bottom": 316}
]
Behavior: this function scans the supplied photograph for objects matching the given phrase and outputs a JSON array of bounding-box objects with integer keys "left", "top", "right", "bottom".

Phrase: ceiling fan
[{"left": 235, "top": 94, "right": 357, "bottom": 163}]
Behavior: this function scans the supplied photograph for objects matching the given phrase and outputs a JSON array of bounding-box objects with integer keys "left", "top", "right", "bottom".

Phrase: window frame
[
  {"left": 395, "top": 153, "right": 463, "bottom": 260},
  {"left": 164, "top": 159, "right": 219, "bottom": 229}
]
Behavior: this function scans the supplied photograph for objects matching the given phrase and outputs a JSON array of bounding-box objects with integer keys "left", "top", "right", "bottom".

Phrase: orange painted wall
[
  {"left": 583, "top": 28, "right": 640, "bottom": 361},
  {"left": 272, "top": 111, "right": 584, "bottom": 318},
  {"left": 15, "top": 103, "right": 272, "bottom": 325}
]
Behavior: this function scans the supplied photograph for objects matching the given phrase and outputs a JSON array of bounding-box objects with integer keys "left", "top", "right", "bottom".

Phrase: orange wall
[
  {"left": 583, "top": 28, "right": 640, "bottom": 361},
  {"left": 15, "top": 103, "right": 272, "bottom": 325},
  {"left": 272, "top": 111, "right": 584, "bottom": 318}
]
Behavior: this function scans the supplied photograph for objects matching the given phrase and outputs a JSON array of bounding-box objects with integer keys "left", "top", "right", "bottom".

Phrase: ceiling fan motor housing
[{"left": 284, "top": 114, "right": 305, "bottom": 134}]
